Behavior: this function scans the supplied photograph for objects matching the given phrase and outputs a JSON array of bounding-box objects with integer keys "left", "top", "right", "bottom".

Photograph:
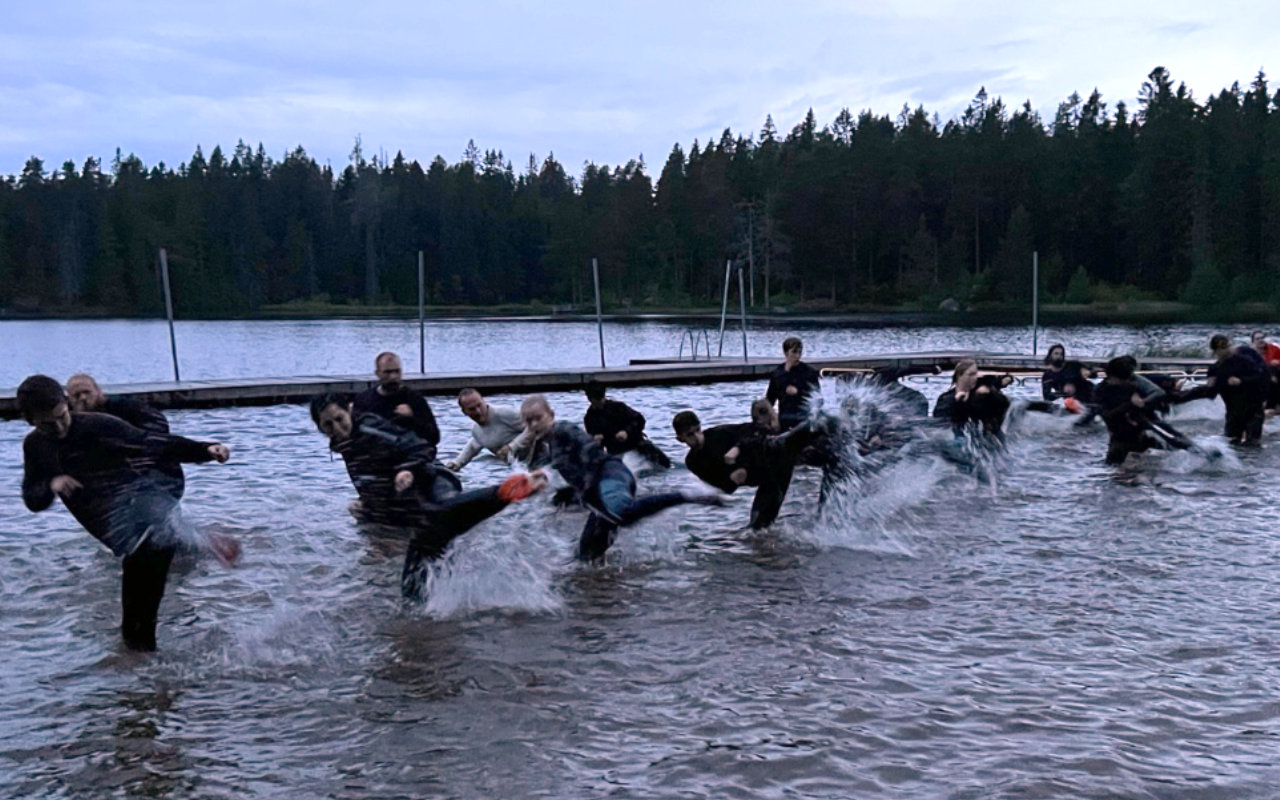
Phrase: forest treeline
[{"left": 2, "top": 66, "right": 1279, "bottom": 317}]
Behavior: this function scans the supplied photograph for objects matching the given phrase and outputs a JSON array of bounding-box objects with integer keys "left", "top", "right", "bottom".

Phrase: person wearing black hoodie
[
  {"left": 311, "top": 393, "right": 544, "bottom": 597},
  {"left": 1177, "top": 334, "right": 1269, "bottom": 445},
  {"left": 583, "top": 381, "right": 672, "bottom": 468},
  {"left": 19, "top": 375, "right": 232, "bottom": 652}
]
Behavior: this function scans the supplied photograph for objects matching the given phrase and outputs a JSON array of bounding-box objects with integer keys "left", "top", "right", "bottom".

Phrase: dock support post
[
  {"left": 738, "top": 266, "right": 749, "bottom": 363},
  {"left": 418, "top": 250, "right": 426, "bottom": 373},
  {"left": 1032, "top": 250, "right": 1039, "bottom": 357},
  {"left": 592, "top": 257, "right": 606, "bottom": 368},
  {"left": 717, "top": 260, "right": 732, "bottom": 356},
  {"left": 159, "top": 248, "right": 180, "bottom": 382}
]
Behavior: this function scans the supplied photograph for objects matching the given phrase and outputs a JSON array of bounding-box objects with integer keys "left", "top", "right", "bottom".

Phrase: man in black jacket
[
  {"left": 352, "top": 351, "right": 440, "bottom": 446},
  {"left": 767, "top": 337, "right": 822, "bottom": 430},
  {"left": 583, "top": 381, "right": 671, "bottom": 467},
  {"left": 19, "top": 375, "right": 232, "bottom": 652},
  {"left": 67, "top": 373, "right": 185, "bottom": 497},
  {"left": 673, "top": 404, "right": 805, "bottom": 529},
  {"left": 1178, "top": 334, "right": 1269, "bottom": 445}
]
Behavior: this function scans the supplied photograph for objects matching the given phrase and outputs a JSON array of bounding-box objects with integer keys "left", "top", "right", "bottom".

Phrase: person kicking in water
[
  {"left": 67, "top": 373, "right": 187, "bottom": 498},
  {"left": 520, "top": 394, "right": 722, "bottom": 562},
  {"left": 18, "top": 375, "right": 235, "bottom": 652},
  {"left": 1095, "top": 356, "right": 1196, "bottom": 465},
  {"left": 310, "top": 393, "right": 546, "bottom": 597},
  {"left": 1177, "top": 334, "right": 1269, "bottom": 446},
  {"left": 672, "top": 402, "right": 807, "bottom": 530}
]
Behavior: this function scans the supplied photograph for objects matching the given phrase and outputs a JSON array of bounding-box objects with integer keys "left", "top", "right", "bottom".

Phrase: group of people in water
[{"left": 15, "top": 332, "right": 1280, "bottom": 652}]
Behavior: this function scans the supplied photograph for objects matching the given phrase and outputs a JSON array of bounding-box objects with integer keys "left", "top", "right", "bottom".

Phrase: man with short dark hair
[
  {"left": 18, "top": 374, "right": 233, "bottom": 651},
  {"left": 583, "top": 381, "right": 671, "bottom": 468},
  {"left": 310, "top": 392, "right": 545, "bottom": 598},
  {"left": 673, "top": 404, "right": 804, "bottom": 529},
  {"left": 1180, "top": 334, "right": 1269, "bottom": 444},
  {"left": 352, "top": 352, "right": 440, "bottom": 446},
  {"left": 766, "top": 337, "right": 822, "bottom": 430}
]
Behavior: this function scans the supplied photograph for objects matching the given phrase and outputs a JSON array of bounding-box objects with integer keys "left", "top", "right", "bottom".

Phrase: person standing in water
[
  {"left": 1178, "top": 334, "right": 1269, "bottom": 445},
  {"left": 933, "top": 360, "right": 1011, "bottom": 439},
  {"left": 673, "top": 402, "right": 806, "bottom": 529},
  {"left": 767, "top": 337, "right": 822, "bottom": 430},
  {"left": 18, "top": 375, "right": 234, "bottom": 652},
  {"left": 1040, "top": 343, "right": 1096, "bottom": 405},
  {"left": 583, "top": 381, "right": 672, "bottom": 468},
  {"left": 352, "top": 352, "right": 440, "bottom": 446},
  {"left": 1095, "top": 356, "right": 1195, "bottom": 464},
  {"left": 520, "top": 395, "right": 720, "bottom": 562}
]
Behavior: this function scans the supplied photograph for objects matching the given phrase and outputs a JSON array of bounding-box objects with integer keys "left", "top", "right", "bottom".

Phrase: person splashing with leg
[
  {"left": 18, "top": 375, "right": 235, "bottom": 652},
  {"left": 310, "top": 393, "right": 547, "bottom": 598},
  {"left": 520, "top": 394, "right": 722, "bottom": 562}
]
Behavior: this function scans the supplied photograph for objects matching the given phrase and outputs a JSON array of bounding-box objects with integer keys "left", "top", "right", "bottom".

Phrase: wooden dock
[{"left": 0, "top": 351, "right": 1213, "bottom": 421}]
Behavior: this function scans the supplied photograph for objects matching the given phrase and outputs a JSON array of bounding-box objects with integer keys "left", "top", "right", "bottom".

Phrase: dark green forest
[{"left": 3, "top": 67, "right": 1280, "bottom": 317}]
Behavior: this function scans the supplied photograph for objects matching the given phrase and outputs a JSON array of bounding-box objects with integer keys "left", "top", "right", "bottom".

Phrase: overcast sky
[{"left": 2, "top": 0, "right": 1277, "bottom": 178}]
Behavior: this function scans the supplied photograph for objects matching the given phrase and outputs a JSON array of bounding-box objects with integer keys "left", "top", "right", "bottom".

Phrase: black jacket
[
  {"left": 23, "top": 413, "right": 215, "bottom": 556},
  {"left": 353, "top": 385, "right": 440, "bottom": 446}
]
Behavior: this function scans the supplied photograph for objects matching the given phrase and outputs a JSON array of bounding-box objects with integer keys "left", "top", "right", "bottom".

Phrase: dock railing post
[
  {"left": 159, "top": 248, "right": 180, "bottom": 382},
  {"left": 1032, "top": 250, "right": 1039, "bottom": 357},
  {"left": 418, "top": 250, "right": 426, "bottom": 373},
  {"left": 737, "top": 266, "right": 749, "bottom": 363},
  {"left": 592, "top": 257, "right": 606, "bottom": 368},
  {"left": 717, "top": 260, "right": 732, "bottom": 356}
]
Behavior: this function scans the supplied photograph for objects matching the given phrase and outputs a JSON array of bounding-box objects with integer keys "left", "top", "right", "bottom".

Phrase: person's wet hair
[
  {"left": 309, "top": 392, "right": 350, "bottom": 429},
  {"left": 1105, "top": 357, "right": 1135, "bottom": 381},
  {"left": 1210, "top": 334, "right": 1231, "bottom": 351},
  {"left": 1044, "top": 343, "right": 1066, "bottom": 365},
  {"left": 672, "top": 410, "right": 700, "bottom": 435},
  {"left": 584, "top": 380, "right": 606, "bottom": 401},
  {"left": 750, "top": 398, "right": 774, "bottom": 424},
  {"left": 16, "top": 374, "right": 66, "bottom": 417},
  {"left": 951, "top": 359, "right": 977, "bottom": 383},
  {"left": 782, "top": 336, "right": 803, "bottom": 353}
]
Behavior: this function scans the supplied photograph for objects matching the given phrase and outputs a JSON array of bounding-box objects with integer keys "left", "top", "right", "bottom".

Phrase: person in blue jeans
[{"left": 519, "top": 394, "right": 722, "bottom": 561}]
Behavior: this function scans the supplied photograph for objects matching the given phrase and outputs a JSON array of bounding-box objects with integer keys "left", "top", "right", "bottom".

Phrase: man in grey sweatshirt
[{"left": 446, "top": 388, "right": 531, "bottom": 470}]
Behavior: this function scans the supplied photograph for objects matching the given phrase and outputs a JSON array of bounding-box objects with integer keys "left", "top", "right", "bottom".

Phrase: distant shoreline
[{"left": 2, "top": 300, "right": 1277, "bottom": 327}]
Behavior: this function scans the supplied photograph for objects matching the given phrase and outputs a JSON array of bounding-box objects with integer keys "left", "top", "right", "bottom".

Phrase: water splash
[{"left": 415, "top": 499, "right": 565, "bottom": 619}]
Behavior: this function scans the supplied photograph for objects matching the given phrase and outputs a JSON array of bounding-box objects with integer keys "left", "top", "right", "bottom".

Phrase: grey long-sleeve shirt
[{"left": 450, "top": 405, "right": 530, "bottom": 469}]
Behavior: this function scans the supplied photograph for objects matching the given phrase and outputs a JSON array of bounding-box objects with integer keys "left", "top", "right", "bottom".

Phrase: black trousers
[
  {"left": 401, "top": 487, "right": 511, "bottom": 598},
  {"left": 120, "top": 537, "right": 177, "bottom": 651}
]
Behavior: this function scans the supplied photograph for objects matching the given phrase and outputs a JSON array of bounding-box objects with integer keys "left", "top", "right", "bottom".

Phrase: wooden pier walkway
[{"left": 0, "top": 351, "right": 1213, "bottom": 421}]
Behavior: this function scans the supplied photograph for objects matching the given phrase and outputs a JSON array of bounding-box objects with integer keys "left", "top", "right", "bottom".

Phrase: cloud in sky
[{"left": 0, "top": 0, "right": 1276, "bottom": 176}]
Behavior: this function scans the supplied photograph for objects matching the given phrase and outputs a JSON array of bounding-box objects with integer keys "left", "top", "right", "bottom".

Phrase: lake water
[
  {"left": 0, "top": 317, "right": 1242, "bottom": 385},
  {"left": 2, "top": 319, "right": 1279, "bottom": 799}
]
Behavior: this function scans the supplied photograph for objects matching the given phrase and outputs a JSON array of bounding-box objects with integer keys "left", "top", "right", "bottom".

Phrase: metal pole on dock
[
  {"left": 717, "top": 260, "right": 732, "bottom": 356},
  {"left": 592, "top": 257, "right": 606, "bottom": 368},
  {"left": 418, "top": 250, "right": 426, "bottom": 373},
  {"left": 1031, "top": 250, "right": 1039, "bottom": 357},
  {"left": 158, "top": 248, "right": 180, "bottom": 382},
  {"left": 737, "top": 266, "right": 749, "bottom": 363}
]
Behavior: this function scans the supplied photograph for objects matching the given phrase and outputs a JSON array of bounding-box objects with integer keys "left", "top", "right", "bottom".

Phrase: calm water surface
[{"left": 2, "top": 321, "right": 1279, "bottom": 799}]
